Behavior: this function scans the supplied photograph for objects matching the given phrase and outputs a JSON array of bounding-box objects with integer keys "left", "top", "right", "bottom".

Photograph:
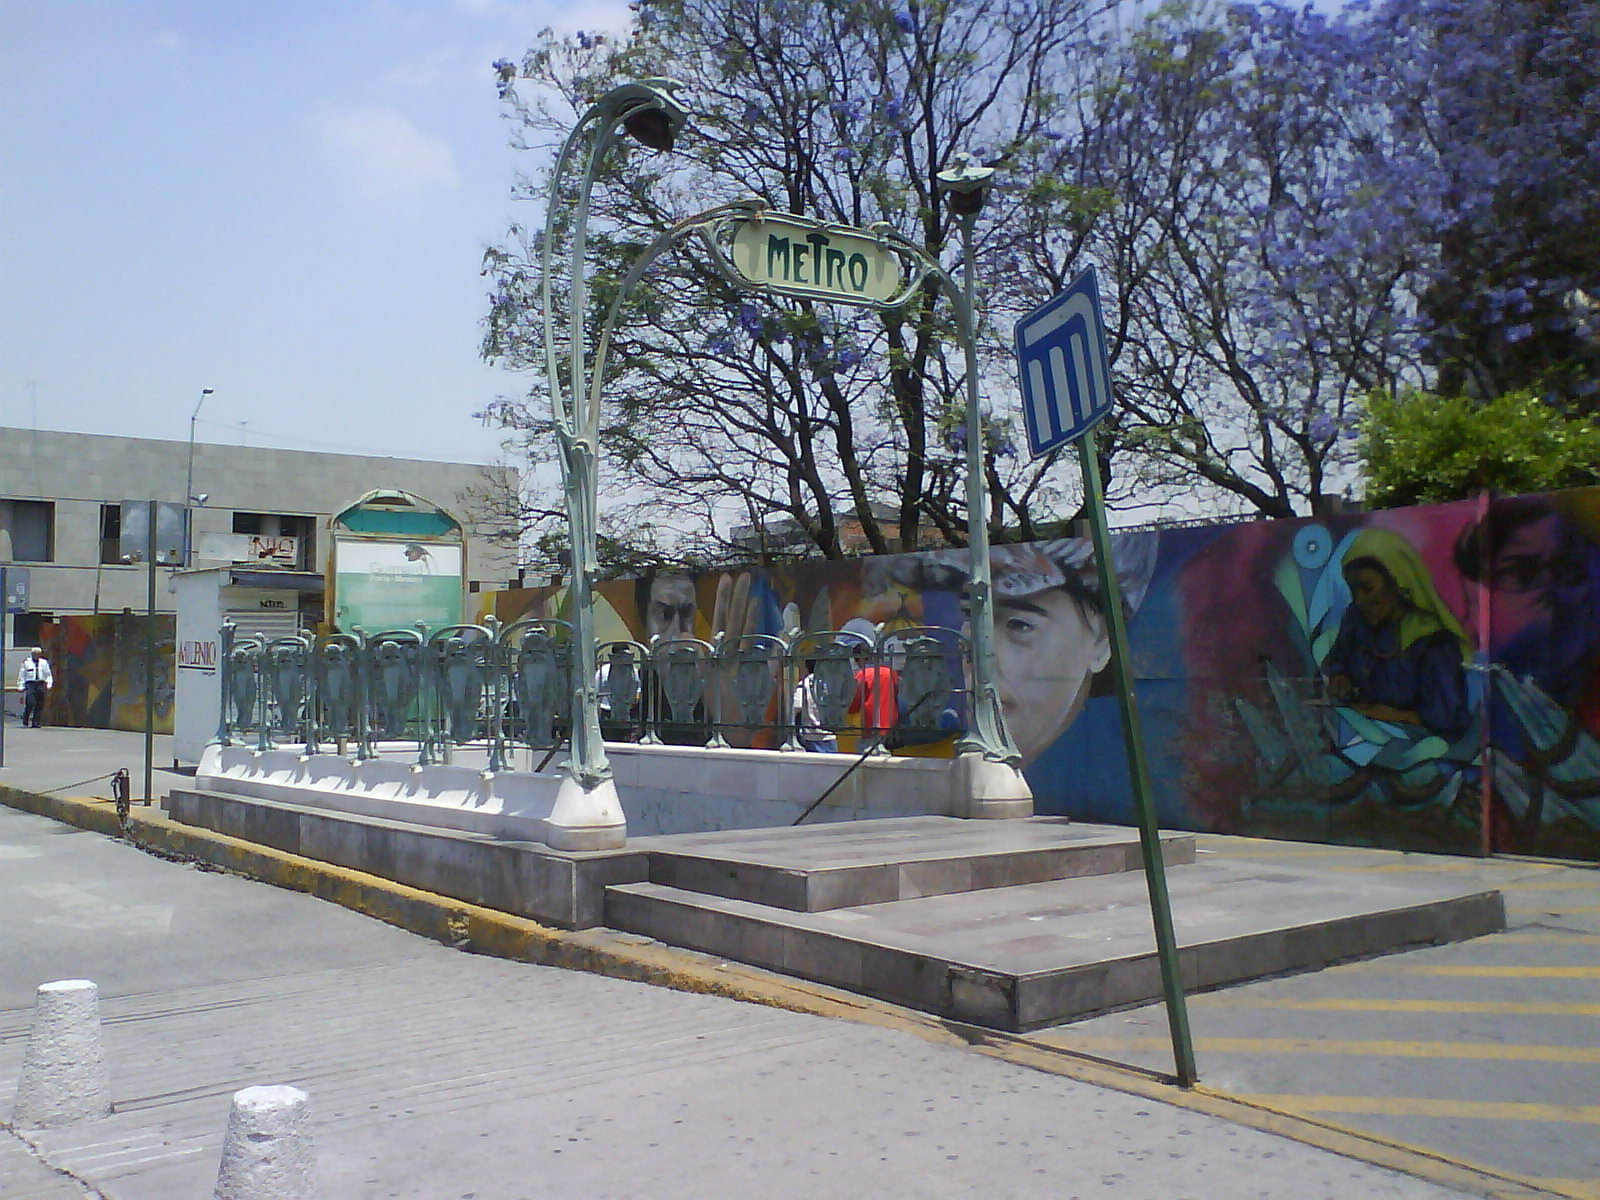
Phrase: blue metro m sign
[{"left": 1013, "top": 265, "right": 1115, "bottom": 459}]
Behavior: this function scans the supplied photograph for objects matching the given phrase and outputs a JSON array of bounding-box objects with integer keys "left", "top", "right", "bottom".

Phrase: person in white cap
[{"left": 17, "top": 647, "right": 53, "bottom": 728}]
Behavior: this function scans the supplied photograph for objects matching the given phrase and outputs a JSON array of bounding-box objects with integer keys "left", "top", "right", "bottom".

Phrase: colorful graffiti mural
[
  {"left": 1173, "top": 493, "right": 1600, "bottom": 860},
  {"left": 484, "top": 486, "right": 1600, "bottom": 861},
  {"left": 40, "top": 614, "right": 176, "bottom": 735},
  {"left": 1179, "top": 509, "right": 1487, "bottom": 854}
]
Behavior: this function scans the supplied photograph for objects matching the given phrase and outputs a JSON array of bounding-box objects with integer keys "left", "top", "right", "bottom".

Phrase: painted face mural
[
  {"left": 643, "top": 574, "right": 697, "bottom": 642},
  {"left": 1344, "top": 564, "right": 1403, "bottom": 628},
  {"left": 987, "top": 543, "right": 1130, "bottom": 766},
  {"left": 1455, "top": 496, "right": 1600, "bottom": 728},
  {"left": 888, "top": 536, "right": 1158, "bottom": 767},
  {"left": 994, "top": 580, "right": 1110, "bottom": 763},
  {"left": 1450, "top": 494, "right": 1600, "bottom": 855}
]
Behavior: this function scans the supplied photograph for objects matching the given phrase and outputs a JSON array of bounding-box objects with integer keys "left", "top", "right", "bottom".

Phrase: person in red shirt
[{"left": 848, "top": 644, "right": 899, "bottom": 751}]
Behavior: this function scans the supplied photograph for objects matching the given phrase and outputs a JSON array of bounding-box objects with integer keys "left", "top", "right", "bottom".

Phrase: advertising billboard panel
[{"left": 332, "top": 538, "right": 463, "bottom": 633}]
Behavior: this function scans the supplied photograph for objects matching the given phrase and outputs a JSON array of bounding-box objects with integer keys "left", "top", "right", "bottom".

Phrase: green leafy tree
[{"left": 1360, "top": 387, "right": 1600, "bottom": 508}]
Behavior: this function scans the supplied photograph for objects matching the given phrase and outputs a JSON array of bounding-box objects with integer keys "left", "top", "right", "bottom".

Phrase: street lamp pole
[
  {"left": 540, "top": 79, "right": 686, "bottom": 848},
  {"left": 184, "top": 387, "right": 214, "bottom": 565},
  {"left": 143, "top": 500, "right": 158, "bottom": 801},
  {"left": 937, "top": 157, "right": 1022, "bottom": 769}
]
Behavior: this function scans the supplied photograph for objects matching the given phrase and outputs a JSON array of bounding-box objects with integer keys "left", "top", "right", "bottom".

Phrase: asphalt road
[{"left": 0, "top": 803, "right": 1487, "bottom": 1200}]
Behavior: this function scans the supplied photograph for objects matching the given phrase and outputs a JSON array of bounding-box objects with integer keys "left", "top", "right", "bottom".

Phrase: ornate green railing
[{"left": 216, "top": 617, "right": 966, "bottom": 767}]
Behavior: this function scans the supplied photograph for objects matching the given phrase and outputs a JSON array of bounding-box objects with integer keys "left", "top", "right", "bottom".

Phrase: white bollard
[
  {"left": 214, "top": 1085, "right": 318, "bottom": 1200},
  {"left": 12, "top": 979, "right": 113, "bottom": 1128}
]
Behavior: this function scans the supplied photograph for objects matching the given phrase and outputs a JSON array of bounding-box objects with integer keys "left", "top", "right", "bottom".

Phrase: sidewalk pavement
[
  {"left": 2, "top": 723, "right": 1596, "bottom": 1198},
  {"left": 0, "top": 717, "right": 180, "bottom": 802}
]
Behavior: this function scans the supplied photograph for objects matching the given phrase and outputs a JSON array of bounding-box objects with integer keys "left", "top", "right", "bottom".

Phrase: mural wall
[
  {"left": 40, "top": 614, "right": 176, "bottom": 735},
  {"left": 1173, "top": 489, "right": 1600, "bottom": 860},
  {"left": 491, "top": 486, "right": 1600, "bottom": 861}
]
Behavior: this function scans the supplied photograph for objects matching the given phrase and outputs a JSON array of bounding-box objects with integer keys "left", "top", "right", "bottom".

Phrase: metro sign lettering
[
  {"left": 765, "top": 233, "right": 873, "bottom": 294},
  {"left": 729, "top": 213, "right": 903, "bottom": 305},
  {"left": 1014, "top": 265, "right": 1116, "bottom": 458}
]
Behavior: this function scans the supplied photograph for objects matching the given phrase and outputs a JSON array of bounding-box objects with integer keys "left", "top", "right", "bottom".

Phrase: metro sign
[
  {"left": 728, "top": 212, "right": 904, "bottom": 305},
  {"left": 1014, "top": 265, "right": 1116, "bottom": 458}
]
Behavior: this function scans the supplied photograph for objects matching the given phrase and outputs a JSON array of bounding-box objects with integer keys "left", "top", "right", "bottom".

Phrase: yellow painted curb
[{"left": 0, "top": 784, "right": 1578, "bottom": 1200}]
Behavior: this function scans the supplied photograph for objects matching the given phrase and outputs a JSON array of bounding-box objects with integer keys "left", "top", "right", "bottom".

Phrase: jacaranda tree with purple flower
[
  {"left": 994, "top": 0, "right": 1595, "bottom": 517},
  {"left": 984, "top": 1, "right": 1429, "bottom": 519},
  {"left": 480, "top": 0, "right": 1599, "bottom": 555},
  {"left": 1356, "top": 0, "right": 1600, "bottom": 408},
  {"left": 481, "top": 0, "right": 1095, "bottom": 564}
]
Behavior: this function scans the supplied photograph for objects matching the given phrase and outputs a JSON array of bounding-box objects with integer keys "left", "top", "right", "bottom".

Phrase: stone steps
[
  {"left": 161, "top": 788, "right": 1507, "bottom": 1032},
  {"left": 630, "top": 816, "right": 1194, "bottom": 911},
  {"left": 605, "top": 821, "right": 1506, "bottom": 1031}
]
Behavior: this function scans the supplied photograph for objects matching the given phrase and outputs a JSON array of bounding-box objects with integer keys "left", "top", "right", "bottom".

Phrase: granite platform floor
[
  {"left": 629, "top": 814, "right": 1157, "bottom": 867},
  {"left": 618, "top": 857, "right": 1499, "bottom": 974}
]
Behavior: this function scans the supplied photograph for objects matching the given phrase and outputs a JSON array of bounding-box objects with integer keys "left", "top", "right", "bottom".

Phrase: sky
[{"left": 0, "top": 0, "right": 634, "bottom": 468}]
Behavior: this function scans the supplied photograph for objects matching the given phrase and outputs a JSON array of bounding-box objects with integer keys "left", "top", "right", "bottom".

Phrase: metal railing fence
[{"left": 216, "top": 617, "right": 969, "bottom": 768}]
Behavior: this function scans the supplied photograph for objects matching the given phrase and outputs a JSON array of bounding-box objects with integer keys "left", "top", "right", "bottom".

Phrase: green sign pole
[{"left": 1077, "top": 427, "right": 1197, "bottom": 1087}]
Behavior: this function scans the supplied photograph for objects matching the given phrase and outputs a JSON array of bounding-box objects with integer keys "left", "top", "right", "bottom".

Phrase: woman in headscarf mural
[
  {"left": 1322, "top": 527, "right": 1473, "bottom": 740},
  {"left": 1234, "top": 519, "right": 1482, "bottom": 843}
]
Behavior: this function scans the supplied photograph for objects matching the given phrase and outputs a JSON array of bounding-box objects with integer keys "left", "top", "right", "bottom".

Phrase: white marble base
[
  {"left": 196, "top": 745, "right": 589, "bottom": 847},
  {"left": 194, "top": 740, "right": 1032, "bottom": 848},
  {"left": 547, "top": 774, "right": 627, "bottom": 851},
  {"left": 952, "top": 752, "right": 1036, "bottom": 819}
]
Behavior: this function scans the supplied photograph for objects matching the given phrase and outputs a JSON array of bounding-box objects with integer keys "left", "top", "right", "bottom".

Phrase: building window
[
  {"left": 100, "top": 504, "right": 123, "bottom": 564},
  {"left": 231, "top": 512, "right": 315, "bottom": 569},
  {"left": 2, "top": 499, "right": 54, "bottom": 562},
  {"left": 15, "top": 613, "right": 55, "bottom": 646},
  {"left": 285, "top": 515, "right": 314, "bottom": 570}
]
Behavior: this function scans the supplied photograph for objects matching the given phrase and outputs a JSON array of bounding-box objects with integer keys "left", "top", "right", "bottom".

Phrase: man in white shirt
[
  {"left": 793, "top": 660, "right": 839, "bottom": 753},
  {"left": 17, "top": 647, "right": 52, "bottom": 728}
]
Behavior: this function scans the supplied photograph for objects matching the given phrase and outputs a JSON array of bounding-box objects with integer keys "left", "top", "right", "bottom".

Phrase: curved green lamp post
[
  {"left": 934, "top": 156, "right": 1025, "bottom": 774},
  {"left": 540, "top": 79, "right": 688, "bottom": 850}
]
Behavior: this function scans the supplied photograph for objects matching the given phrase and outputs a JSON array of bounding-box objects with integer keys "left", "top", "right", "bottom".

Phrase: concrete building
[{"left": 1, "top": 427, "right": 519, "bottom": 658}]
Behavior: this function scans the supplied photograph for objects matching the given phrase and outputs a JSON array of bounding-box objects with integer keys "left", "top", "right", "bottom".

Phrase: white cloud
[
  {"left": 151, "top": 31, "right": 185, "bottom": 53},
  {"left": 309, "top": 103, "right": 460, "bottom": 210}
]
